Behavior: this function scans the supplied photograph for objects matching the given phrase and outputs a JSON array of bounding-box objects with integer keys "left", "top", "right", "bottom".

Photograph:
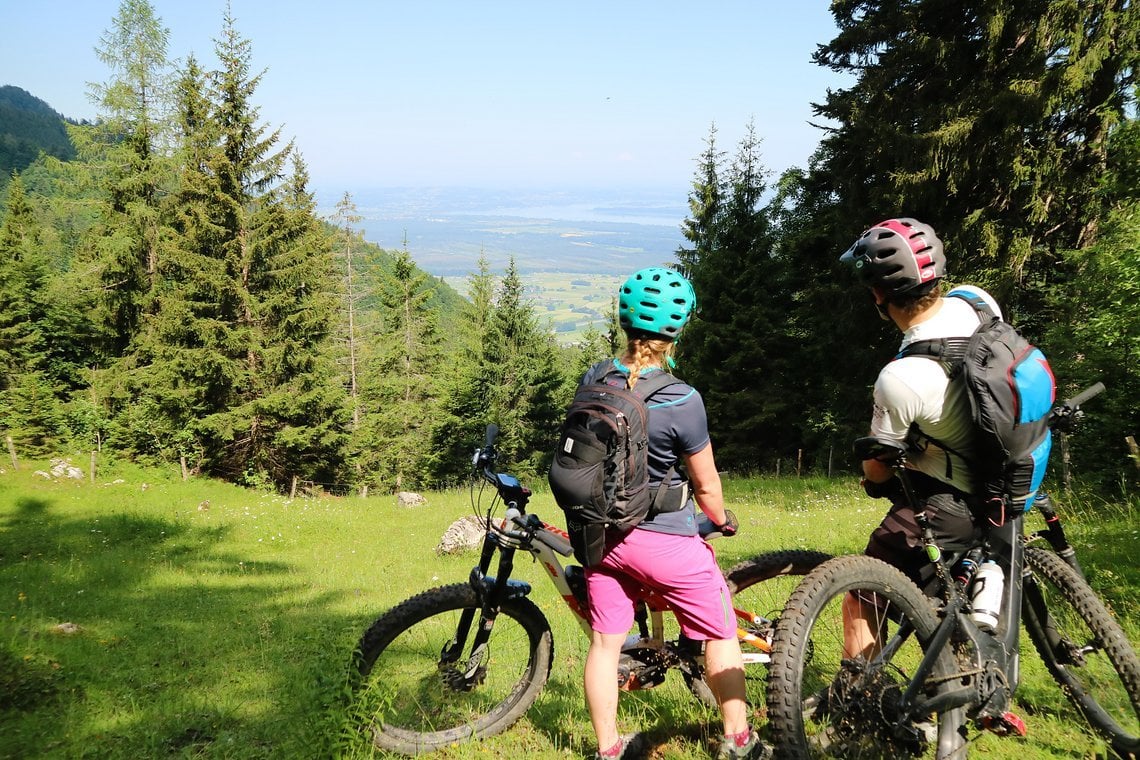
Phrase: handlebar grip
[
  {"left": 536, "top": 528, "right": 574, "bottom": 557},
  {"left": 1064, "top": 381, "right": 1105, "bottom": 410}
]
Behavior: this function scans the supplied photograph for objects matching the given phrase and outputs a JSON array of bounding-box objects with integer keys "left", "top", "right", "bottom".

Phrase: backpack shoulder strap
[
  {"left": 630, "top": 370, "right": 683, "bottom": 401},
  {"left": 896, "top": 336, "right": 972, "bottom": 364},
  {"left": 946, "top": 288, "right": 999, "bottom": 322},
  {"left": 895, "top": 289, "right": 998, "bottom": 366}
]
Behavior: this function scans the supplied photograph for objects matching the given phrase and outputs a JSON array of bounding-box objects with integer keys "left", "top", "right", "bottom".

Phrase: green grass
[{"left": 0, "top": 458, "right": 1136, "bottom": 759}]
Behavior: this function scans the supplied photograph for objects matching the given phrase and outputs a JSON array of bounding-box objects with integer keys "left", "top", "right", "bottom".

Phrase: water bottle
[{"left": 970, "top": 560, "right": 1004, "bottom": 633}]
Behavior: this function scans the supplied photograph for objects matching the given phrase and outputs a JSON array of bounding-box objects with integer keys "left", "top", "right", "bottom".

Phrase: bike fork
[{"left": 440, "top": 540, "right": 527, "bottom": 687}]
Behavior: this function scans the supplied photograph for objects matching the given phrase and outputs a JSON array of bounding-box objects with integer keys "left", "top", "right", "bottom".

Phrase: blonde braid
[{"left": 622, "top": 337, "right": 674, "bottom": 389}]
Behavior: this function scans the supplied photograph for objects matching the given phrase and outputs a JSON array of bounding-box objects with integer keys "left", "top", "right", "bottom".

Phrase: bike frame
[
  {"left": 866, "top": 383, "right": 1106, "bottom": 732},
  {"left": 449, "top": 447, "right": 776, "bottom": 691}
]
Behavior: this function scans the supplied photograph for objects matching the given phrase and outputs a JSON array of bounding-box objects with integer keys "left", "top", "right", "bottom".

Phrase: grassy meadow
[
  {"left": 444, "top": 272, "right": 622, "bottom": 342},
  {"left": 1, "top": 455, "right": 1137, "bottom": 759}
]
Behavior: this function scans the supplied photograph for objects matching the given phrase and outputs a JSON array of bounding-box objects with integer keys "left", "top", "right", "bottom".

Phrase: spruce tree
[
  {"left": 426, "top": 252, "right": 495, "bottom": 485},
  {"left": 124, "top": 13, "right": 347, "bottom": 487},
  {"left": 677, "top": 123, "right": 786, "bottom": 472},
  {"left": 0, "top": 176, "right": 57, "bottom": 453},
  {"left": 429, "top": 259, "right": 564, "bottom": 483},
  {"left": 86, "top": 0, "right": 175, "bottom": 354},
  {"left": 811, "top": 0, "right": 1139, "bottom": 307},
  {"left": 362, "top": 245, "right": 444, "bottom": 491}
]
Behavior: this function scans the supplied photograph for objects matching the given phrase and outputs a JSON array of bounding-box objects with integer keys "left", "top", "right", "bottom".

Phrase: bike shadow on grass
[{"left": 522, "top": 669, "right": 742, "bottom": 759}]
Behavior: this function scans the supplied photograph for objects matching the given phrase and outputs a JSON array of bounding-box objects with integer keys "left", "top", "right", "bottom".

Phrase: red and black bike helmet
[{"left": 839, "top": 218, "right": 946, "bottom": 296}]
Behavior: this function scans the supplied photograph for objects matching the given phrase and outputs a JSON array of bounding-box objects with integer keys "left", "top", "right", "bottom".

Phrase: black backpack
[
  {"left": 898, "top": 289, "right": 1057, "bottom": 517},
  {"left": 548, "top": 364, "right": 687, "bottom": 566}
]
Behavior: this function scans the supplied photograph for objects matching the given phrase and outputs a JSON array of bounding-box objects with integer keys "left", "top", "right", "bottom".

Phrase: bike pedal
[{"left": 981, "top": 711, "right": 1027, "bottom": 737}]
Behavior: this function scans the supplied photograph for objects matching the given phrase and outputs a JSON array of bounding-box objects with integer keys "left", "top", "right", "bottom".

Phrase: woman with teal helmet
[
  {"left": 580, "top": 268, "right": 766, "bottom": 760},
  {"left": 618, "top": 266, "right": 697, "bottom": 341}
]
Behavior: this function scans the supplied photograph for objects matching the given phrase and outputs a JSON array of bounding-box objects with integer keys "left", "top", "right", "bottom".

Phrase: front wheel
[
  {"left": 766, "top": 555, "right": 967, "bottom": 760},
  {"left": 351, "top": 583, "right": 553, "bottom": 755},
  {"left": 1023, "top": 546, "right": 1140, "bottom": 758}
]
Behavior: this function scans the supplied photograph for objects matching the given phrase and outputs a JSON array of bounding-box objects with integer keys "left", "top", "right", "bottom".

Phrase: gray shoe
[{"left": 715, "top": 730, "right": 772, "bottom": 760}]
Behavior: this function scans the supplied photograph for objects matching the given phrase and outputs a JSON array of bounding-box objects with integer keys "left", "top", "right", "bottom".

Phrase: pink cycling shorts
[{"left": 584, "top": 528, "right": 735, "bottom": 640}]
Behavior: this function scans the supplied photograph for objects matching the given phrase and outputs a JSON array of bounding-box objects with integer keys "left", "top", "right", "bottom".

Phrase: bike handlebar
[
  {"left": 1049, "top": 381, "right": 1105, "bottom": 434},
  {"left": 1059, "top": 381, "right": 1105, "bottom": 414}
]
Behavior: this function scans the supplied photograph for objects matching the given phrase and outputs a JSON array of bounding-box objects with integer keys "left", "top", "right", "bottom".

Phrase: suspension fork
[
  {"left": 441, "top": 532, "right": 519, "bottom": 670},
  {"left": 1020, "top": 560, "right": 1079, "bottom": 667},
  {"left": 1031, "top": 492, "right": 1085, "bottom": 580}
]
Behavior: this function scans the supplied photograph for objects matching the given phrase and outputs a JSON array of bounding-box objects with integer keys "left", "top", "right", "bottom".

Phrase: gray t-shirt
[{"left": 582, "top": 360, "right": 709, "bottom": 536}]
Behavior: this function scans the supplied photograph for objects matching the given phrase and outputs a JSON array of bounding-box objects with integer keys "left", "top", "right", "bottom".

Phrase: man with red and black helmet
[{"left": 839, "top": 218, "right": 1002, "bottom": 658}]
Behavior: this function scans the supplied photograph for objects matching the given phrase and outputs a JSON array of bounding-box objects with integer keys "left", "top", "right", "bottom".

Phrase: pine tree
[
  {"left": 362, "top": 245, "right": 444, "bottom": 491},
  {"left": 811, "top": 0, "right": 1139, "bottom": 306},
  {"left": 86, "top": 0, "right": 175, "bottom": 354}
]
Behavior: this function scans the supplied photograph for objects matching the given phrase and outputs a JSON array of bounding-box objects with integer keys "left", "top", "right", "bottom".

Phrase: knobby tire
[
  {"left": 352, "top": 583, "right": 553, "bottom": 756},
  {"left": 766, "top": 555, "right": 968, "bottom": 760},
  {"left": 1023, "top": 546, "right": 1140, "bottom": 758}
]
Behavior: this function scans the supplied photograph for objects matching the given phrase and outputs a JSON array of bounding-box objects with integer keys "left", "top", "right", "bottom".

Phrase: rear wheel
[
  {"left": 766, "top": 555, "right": 967, "bottom": 759},
  {"left": 351, "top": 583, "right": 553, "bottom": 755},
  {"left": 1023, "top": 546, "right": 1140, "bottom": 758}
]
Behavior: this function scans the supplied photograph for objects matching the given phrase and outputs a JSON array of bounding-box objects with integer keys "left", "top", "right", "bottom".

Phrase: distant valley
[{"left": 317, "top": 186, "right": 689, "bottom": 339}]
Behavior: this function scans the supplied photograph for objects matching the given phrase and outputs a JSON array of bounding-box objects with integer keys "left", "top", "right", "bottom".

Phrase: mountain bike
[
  {"left": 349, "top": 424, "right": 830, "bottom": 756},
  {"left": 765, "top": 382, "right": 1140, "bottom": 759}
]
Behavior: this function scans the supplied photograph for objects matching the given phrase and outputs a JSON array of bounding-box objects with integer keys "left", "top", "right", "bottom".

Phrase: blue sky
[{"left": 2, "top": 1, "right": 849, "bottom": 197}]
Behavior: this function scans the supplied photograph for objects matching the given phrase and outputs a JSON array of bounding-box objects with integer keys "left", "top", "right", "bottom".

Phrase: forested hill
[
  {"left": 0, "top": 85, "right": 77, "bottom": 183},
  {"left": 1, "top": 1, "right": 1136, "bottom": 501}
]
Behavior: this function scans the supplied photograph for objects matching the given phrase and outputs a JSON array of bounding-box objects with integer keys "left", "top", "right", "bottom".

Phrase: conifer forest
[{"left": 1, "top": 0, "right": 1136, "bottom": 497}]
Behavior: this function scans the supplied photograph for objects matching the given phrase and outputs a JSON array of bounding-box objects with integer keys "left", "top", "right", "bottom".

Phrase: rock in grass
[
  {"left": 397, "top": 491, "right": 427, "bottom": 508},
  {"left": 436, "top": 515, "right": 486, "bottom": 554}
]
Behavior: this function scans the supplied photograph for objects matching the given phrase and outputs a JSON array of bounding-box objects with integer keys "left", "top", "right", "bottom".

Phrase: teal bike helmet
[{"left": 618, "top": 267, "right": 696, "bottom": 341}]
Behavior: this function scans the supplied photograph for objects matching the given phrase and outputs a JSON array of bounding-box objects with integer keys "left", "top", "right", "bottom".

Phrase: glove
[
  {"left": 862, "top": 476, "right": 903, "bottom": 500},
  {"left": 715, "top": 510, "right": 739, "bottom": 537}
]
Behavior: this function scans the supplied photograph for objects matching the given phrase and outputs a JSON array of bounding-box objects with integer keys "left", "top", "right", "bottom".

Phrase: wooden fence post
[
  {"left": 1126, "top": 436, "right": 1140, "bottom": 471},
  {"left": 6, "top": 436, "right": 18, "bottom": 471}
]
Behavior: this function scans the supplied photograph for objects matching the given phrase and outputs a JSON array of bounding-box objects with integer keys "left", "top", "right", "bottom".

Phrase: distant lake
[{"left": 316, "top": 186, "right": 688, "bottom": 277}]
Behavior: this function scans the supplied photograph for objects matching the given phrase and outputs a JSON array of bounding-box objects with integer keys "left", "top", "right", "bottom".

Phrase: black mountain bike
[
  {"left": 765, "top": 382, "right": 1140, "bottom": 759},
  {"left": 349, "top": 424, "right": 829, "bottom": 755}
]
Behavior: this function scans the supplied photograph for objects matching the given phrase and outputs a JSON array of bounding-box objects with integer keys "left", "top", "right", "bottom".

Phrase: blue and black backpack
[{"left": 898, "top": 289, "right": 1057, "bottom": 518}]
